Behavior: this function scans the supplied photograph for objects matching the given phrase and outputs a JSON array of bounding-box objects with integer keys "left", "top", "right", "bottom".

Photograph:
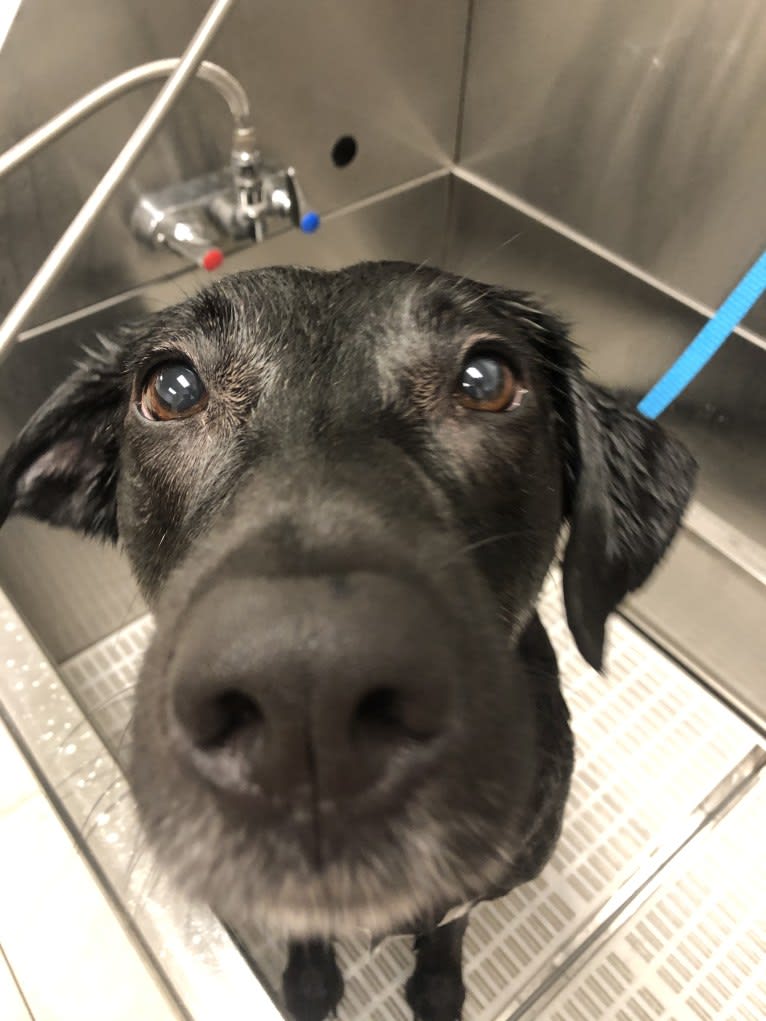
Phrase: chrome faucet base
[
  {"left": 131, "top": 160, "right": 319, "bottom": 270},
  {"left": 131, "top": 170, "right": 233, "bottom": 268}
]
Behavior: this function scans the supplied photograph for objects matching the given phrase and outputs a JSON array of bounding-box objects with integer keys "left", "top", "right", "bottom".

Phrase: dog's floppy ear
[
  {"left": 0, "top": 336, "right": 126, "bottom": 541},
  {"left": 561, "top": 378, "right": 696, "bottom": 670},
  {"left": 488, "top": 287, "right": 696, "bottom": 671}
]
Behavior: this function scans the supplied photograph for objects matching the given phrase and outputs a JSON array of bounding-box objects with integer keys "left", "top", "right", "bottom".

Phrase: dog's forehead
[{"left": 193, "top": 264, "right": 493, "bottom": 350}]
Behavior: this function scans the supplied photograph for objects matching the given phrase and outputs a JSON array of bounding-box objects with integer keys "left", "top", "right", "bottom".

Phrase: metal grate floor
[
  {"left": 534, "top": 772, "right": 766, "bottom": 1021},
  {"left": 58, "top": 572, "right": 764, "bottom": 1021}
]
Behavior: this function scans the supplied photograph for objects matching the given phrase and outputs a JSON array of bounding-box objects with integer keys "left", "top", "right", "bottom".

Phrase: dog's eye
[
  {"left": 455, "top": 354, "right": 525, "bottom": 412},
  {"left": 141, "top": 363, "right": 208, "bottom": 421}
]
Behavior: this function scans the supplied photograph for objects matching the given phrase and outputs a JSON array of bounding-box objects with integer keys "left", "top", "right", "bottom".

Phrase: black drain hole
[{"left": 331, "top": 135, "right": 357, "bottom": 167}]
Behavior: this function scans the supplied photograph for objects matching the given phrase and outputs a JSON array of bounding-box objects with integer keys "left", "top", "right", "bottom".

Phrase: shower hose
[{"left": 638, "top": 248, "right": 766, "bottom": 418}]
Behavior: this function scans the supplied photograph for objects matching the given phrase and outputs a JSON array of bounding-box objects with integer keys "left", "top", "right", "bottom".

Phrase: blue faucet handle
[
  {"left": 285, "top": 167, "right": 319, "bottom": 235},
  {"left": 299, "top": 210, "right": 321, "bottom": 233}
]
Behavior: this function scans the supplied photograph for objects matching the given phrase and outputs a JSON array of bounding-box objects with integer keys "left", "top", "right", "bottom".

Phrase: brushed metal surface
[
  {"left": 1, "top": 0, "right": 466, "bottom": 327},
  {"left": 625, "top": 531, "right": 766, "bottom": 733},
  {"left": 684, "top": 502, "right": 766, "bottom": 587},
  {"left": 461, "top": 0, "right": 766, "bottom": 336},
  {"left": 451, "top": 165, "right": 766, "bottom": 355},
  {"left": 0, "top": 174, "right": 450, "bottom": 662}
]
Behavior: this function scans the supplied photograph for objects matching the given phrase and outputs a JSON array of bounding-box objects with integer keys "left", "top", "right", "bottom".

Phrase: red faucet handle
[{"left": 201, "top": 247, "right": 224, "bottom": 271}]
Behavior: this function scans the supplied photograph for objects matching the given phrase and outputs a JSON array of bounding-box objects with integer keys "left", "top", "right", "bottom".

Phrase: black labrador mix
[{"left": 0, "top": 263, "right": 695, "bottom": 1021}]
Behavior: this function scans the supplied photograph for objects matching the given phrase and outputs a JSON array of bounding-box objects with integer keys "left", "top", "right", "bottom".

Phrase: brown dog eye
[
  {"left": 141, "top": 363, "right": 208, "bottom": 421},
  {"left": 456, "top": 354, "right": 524, "bottom": 412}
]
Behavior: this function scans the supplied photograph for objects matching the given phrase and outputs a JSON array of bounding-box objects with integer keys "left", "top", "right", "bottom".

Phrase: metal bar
[
  {"left": 0, "top": 0, "right": 239, "bottom": 366},
  {"left": 508, "top": 746, "right": 766, "bottom": 1020},
  {"left": 684, "top": 501, "right": 766, "bottom": 588},
  {"left": 0, "top": 60, "right": 250, "bottom": 181}
]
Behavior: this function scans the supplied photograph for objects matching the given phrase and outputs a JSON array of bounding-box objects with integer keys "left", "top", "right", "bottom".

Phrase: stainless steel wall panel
[
  {"left": 626, "top": 531, "right": 766, "bottom": 731},
  {"left": 461, "top": 0, "right": 766, "bottom": 334}
]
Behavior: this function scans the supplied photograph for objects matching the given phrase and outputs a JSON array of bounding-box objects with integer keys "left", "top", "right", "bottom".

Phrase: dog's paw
[
  {"left": 283, "top": 942, "right": 344, "bottom": 1021},
  {"left": 405, "top": 964, "right": 466, "bottom": 1021}
]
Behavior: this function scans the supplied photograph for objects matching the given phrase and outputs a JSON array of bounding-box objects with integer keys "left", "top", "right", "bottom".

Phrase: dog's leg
[
  {"left": 405, "top": 916, "right": 468, "bottom": 1021},
  {"left": 283, "top": 940, "right": 345, "bottom": 1021}
]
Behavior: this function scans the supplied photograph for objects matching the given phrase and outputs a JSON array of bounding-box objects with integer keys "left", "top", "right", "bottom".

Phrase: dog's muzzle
[{"left": 166, "top": 567, "right": 459, "bottom": 809}]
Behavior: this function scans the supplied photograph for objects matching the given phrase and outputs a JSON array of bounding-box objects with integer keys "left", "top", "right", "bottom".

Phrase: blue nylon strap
[{"left": 638, "top": 248, "right": 766, "bottom": 419}]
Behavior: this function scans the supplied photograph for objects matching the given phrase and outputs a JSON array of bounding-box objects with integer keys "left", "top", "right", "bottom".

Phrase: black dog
[{"left": 0, "top": 263, "right": 695, "bottom": 1020}]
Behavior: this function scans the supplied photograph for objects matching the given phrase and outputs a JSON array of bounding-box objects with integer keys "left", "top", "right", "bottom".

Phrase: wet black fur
[{"left": 0, "top": 263, "right": 695, "bottom": 1020}]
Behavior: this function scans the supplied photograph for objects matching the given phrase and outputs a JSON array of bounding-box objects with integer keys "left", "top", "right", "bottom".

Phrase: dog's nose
[{"left": 168, "top": 574, "right": 456, "bottom": 802}]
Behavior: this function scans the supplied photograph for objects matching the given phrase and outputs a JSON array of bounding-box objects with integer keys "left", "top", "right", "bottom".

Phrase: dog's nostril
[
  {"left": 352, "top": 686, "right": 436, "bottom": 743},
  {"left": 194, "top": 688, "right": 263, "bottom": 748},
  {"left": 354, "top": 686, "right": 401, "bottom": 732}
]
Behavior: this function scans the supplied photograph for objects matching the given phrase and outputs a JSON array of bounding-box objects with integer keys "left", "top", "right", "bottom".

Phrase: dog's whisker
[
  {"left": 436, "top": 530, "right": 528, "bottom": 570},
  {"left": 52, "top": 749, "right": 112, "bottom": 791},
  {"left": 81, "top": 774, "right": 126, "bottom": 838},
  {"left": 125, "top": 828, "right": 150, "bottom": 890},
  {"left": 135, "top": 858, "right": 163, "bottom": 917},
  {"left": 115, "top": 585, "right": 147, "bottom": 630},
  {"left": 56, "top": 686, "right": 136, "bottom": 750},
  {"left": 463, "top": 232, "right": 525, "bottom": 279},
  {"left": 83, "top": 786, "right": 134, "bottom": 845},
  {"left": 112, "top": 717, "right": 134, "bottom": 762}
]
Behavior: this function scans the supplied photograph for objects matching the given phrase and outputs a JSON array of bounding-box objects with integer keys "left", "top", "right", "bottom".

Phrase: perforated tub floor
[
  {"left": 57, "top": 573, "right": 764, "bottom": 1021},
  {"left": 534, "top": 770, "right": 766, "bottom": 1021}
]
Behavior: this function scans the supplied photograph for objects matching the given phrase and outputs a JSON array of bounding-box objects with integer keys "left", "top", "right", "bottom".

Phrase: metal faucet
[
  {"left": 0, "top": 0, "right": 319, "bottom": 365},
  {"left": 0, "top": 0, "right": 240, "bottom": 364},
  {"left": 224, "top": 125, "right": 320, "bottom": 238},
  {"left": 131, "top": 123, "right": 319, "bottom": 268}
]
